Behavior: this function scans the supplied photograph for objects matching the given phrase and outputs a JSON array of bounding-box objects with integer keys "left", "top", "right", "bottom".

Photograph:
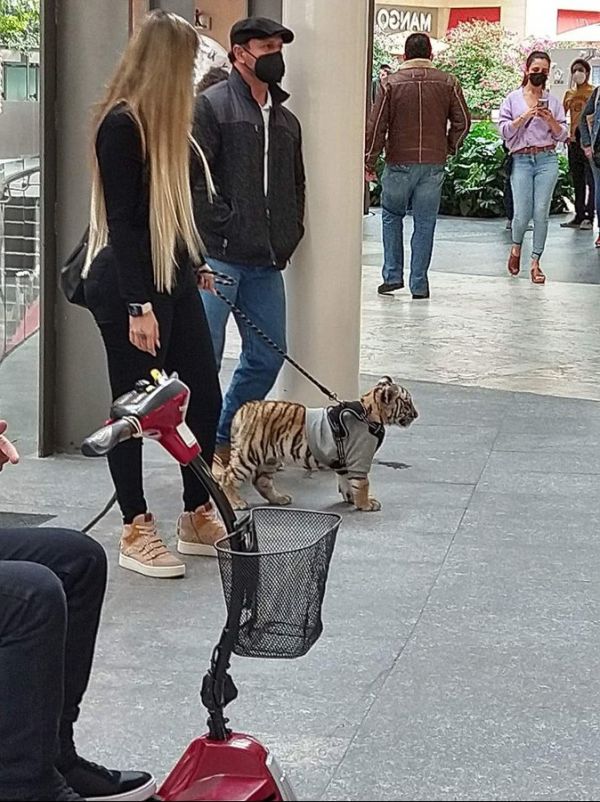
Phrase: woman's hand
[
  {"left": 513, "top": 107, "right": 539, "bottom": 128},
  {"left": 0, "top": 420, "right": 19, "bottom": 470},
  {"left": 583, "top": 145, "right": 593, "bottom": 160},
  {"left": 536, "top": 107, "right": 563, "bottom": 136},
  {"left": 197, "top": 269, "right": 215, "bottom": 294},
  {"left": 129, "top": 310, "right": 160, "bottom": 357}
]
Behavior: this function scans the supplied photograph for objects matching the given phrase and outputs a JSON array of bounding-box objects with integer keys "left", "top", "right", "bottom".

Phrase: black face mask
[
  {"left": 249, "top": 51, "right": 285, "bottom": 85},
  {"left": 528, "top": 72, "right": 548, "bottom": 88}
]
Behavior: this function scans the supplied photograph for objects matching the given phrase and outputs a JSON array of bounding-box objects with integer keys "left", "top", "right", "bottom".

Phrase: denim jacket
[{"left": 579, "top": 86, "right": 600, "bottom": 149}]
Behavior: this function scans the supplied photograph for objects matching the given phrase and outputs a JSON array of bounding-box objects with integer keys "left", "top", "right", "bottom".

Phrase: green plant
[
  {"left": 436, "top": 21, "right": 556, "bottom": 119},
  {"left": 0, "top": 0, "right": 39, "bottom": 51},
  {"left": 440, "top": 120, "right": 508, "bottom": 216},
  {"left": 372, "top": 30, "right": 400, "bottom": 79}
]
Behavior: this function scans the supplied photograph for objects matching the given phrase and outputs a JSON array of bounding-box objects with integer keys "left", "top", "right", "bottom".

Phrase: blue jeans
[
  {"left": 381, "top": 163, "right": 445, "bottom": 295},
  {"left": 202, "top": 258, "right": 286, "bottom": 445},
  {"left": 511, "top": 152, "right": 559, "bottom": 259},
  {"left": 590, "top": 159, "right": 600, "bottom": 226}
]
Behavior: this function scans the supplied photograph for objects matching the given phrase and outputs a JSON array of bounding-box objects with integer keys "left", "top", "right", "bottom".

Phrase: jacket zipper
[{"left": 264, "top": 114, "right": 277, "bottom": 266}]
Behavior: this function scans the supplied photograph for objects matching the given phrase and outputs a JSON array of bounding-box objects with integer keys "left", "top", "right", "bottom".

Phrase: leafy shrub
[{"left": 436, "top": 21, "right": 555, "bottom": 119}]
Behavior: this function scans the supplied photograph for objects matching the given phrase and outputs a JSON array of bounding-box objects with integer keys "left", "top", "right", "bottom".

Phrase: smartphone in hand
[{"left": 537, "top": 97, "right": 549, "bottom": 109}]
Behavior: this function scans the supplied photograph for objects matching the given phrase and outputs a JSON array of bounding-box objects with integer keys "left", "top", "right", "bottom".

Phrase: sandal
[
  {"left": 530, "top": 265, "right": 546, "bottom": 284},
  {"left": 507, "top": 249, "right": 521, "bottom": 276}
]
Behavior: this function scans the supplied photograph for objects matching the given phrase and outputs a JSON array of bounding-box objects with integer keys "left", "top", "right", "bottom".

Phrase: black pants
[
  {"left": 0, "top": 528, "right": 107, "bottom": 801},
  {"left": 568, "top": 139, "right": 595, "bottom": 223},
  {"left": 85, "top": 258, "right": 222, "bottom": 523}
]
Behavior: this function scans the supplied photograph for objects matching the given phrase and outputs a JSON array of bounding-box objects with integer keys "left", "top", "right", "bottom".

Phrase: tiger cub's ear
[{"left": 380, "top": 382, "right": 400, "bottom": 407}]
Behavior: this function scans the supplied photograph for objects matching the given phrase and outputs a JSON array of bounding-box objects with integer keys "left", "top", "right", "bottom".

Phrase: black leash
[
  {"left": 81, "top": 269, "right": 341, "bottom": 534},
  {"left": 208, "top": 272, "right": 340, "bottom": 404}
]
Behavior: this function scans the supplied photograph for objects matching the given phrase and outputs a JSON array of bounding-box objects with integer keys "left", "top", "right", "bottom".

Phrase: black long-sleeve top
[
  {"left": 95, "top": 105, "right": 199, "bottom": 305},
  {"left": 96, "top": 106, "right": 154, "bottom": 305}
]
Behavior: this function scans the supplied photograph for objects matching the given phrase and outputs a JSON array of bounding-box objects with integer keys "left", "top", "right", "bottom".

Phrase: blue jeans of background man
[
  {"left": 511, "top": 152, "right": 559, "bottom": 259},
  {"left": 202, "top": 259, "right": 286, "bottom": 445},
  {"left": 381, "top": 163, "right": 445, "bottom": 296}
]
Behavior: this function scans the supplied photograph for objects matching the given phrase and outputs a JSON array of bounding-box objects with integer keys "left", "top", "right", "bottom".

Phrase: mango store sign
[{"left": 375, "top": 5, "right": 437, "bottom": 34}]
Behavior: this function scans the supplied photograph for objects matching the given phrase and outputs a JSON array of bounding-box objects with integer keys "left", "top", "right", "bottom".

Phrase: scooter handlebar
[{"left": 81, "top": 418, "right": 137, "bottom": 458}]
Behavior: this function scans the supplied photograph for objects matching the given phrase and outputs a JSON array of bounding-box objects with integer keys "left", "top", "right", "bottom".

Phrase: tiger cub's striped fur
[{"left": 220, "top": 376, "right": 418, "bottom": 512}]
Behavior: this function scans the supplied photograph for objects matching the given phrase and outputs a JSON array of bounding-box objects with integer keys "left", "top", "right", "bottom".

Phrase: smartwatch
[{"left": 127, "top": 302, "right": 153, "bottom": 317}]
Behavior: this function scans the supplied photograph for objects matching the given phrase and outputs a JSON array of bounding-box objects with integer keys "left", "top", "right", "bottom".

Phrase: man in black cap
[{"left": 192, "top": 17, "right": 305, "bottom": 472}]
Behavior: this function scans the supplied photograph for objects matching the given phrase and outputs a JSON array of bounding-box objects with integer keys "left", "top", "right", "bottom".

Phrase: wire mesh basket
[{"left": 215, "top": 507, "right": 341, "bottom": 659}]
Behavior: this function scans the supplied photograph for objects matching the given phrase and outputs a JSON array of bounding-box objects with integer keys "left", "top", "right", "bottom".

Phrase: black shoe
[
  {"left": 560, "top": 216, "right": 582, "bottom": 228},
  {"left": 377, "top": 281, "right": 404, "bottom": 295},
  {"left": 412, "top": 292, "right": 430, "bottom": 300},
  {"left": 62, "top": 757, "right": 155, "bottom": 802},
  {"left": 27, "top": 771, "right": 84, "bottom": 801}
]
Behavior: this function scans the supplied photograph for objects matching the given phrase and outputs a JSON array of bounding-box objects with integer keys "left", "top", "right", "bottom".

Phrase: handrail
[{"left": 0, "top": 161, "right": 40, "bottom": 362}]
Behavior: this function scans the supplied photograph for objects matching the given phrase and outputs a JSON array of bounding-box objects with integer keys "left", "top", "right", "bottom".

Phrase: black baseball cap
[{"left": 230, "top": 17, "right": 294, "bottom": 48}]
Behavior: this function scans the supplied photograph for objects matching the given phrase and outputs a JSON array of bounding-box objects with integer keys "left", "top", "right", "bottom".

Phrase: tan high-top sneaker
[
  {"left": 177, "top": 503, "right": 227, "bottom": 557},
  {"left": 120, "top": 513, "right": 185, "bottom": 578}
]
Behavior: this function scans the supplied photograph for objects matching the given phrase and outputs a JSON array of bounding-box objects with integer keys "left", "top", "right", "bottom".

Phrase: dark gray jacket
[{"left": 192, "top": 68, "right": 305, "bottom": 268}]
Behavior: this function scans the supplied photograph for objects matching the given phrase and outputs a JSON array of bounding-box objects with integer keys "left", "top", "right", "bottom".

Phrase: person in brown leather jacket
[{"left": 365, "top": 33, "right": 470, "bottom": 299}]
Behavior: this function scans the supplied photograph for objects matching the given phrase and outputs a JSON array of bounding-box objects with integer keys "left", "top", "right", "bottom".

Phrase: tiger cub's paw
[
  {"left": 228, "top": 495, "right": 249, "bottom": 510},
  {"left": 270, "top": 493, "right": 292, "bottom": 506},
  {"left": 356, "top": 497, "right": 382, "bottom": 512}
]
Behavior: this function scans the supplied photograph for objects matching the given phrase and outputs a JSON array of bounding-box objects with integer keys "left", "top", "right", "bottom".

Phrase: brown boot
[
  {"left": 120, "top": 513, "right": 185, "bottom": 578},
  {"left": 177, "top": 503, "right": 227, "bottom": 557}
]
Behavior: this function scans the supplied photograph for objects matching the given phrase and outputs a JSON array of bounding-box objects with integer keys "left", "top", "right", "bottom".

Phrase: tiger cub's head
[{"left": 361, "top": 376, "right": 418, "bottom": 428}]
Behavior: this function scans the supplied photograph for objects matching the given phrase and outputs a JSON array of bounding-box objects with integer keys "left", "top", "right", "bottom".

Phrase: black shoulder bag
[{"left": 60, "top": 226, "right": 89, "bottom": 308}]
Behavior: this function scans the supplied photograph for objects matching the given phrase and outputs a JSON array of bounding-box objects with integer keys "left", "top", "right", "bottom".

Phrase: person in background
[
  {"left": 371, "top": 63, "right": 391, "bottom": 105},
  {"left": 365, "top": 32, "right": 470, "bottom": 299},
  {"left": 0, "top": 421, "right": 155, "bottom": 802},
  {"left": 196, "top": 65, "right": 229, "bottom": 95},
  {"left": 498, "top": 50, "right": 568, "bottom": 284},
  {"left": 561, "top": 59, "right": 595, "bottom": 230},
  {"left": 192, "top": 17, "right": 305, "bottom": 471},
  {"left": 83, "top": 11, "right": 224, "bottom": 578},
  {"left": 580, "top": 83, "right": 600, "bottom": 249}
]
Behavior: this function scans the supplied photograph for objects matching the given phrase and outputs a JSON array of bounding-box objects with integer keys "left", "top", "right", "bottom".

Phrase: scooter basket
[{"left": 215, "top": 507, "right": 340, "bottom": 659}]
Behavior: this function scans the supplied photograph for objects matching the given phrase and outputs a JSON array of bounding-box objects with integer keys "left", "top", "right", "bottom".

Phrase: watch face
[{"left": 128, "top": 304, "right": 142, "bottom": 317}]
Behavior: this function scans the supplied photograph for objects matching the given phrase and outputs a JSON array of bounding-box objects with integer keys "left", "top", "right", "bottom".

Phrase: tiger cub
[{"left": 220, "top": 376, "right": 418, "bottom": 512}]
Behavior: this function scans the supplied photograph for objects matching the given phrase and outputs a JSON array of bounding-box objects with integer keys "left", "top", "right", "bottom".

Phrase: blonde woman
[{"left": 83, "top": 11, "right": 223, "bottom": 579}]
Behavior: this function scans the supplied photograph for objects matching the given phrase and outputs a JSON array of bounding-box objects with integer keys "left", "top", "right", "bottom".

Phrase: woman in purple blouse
[{"left": 498, "top": 51, "right": 569, "bottom": 284}]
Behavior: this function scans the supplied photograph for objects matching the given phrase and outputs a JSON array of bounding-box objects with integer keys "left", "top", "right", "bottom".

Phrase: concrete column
[
  {"left": 278, "top": 0, "right": 368, "bottom": 405},
  {"left": 40, "top": 0, "right": 129, "bottom": 453}
]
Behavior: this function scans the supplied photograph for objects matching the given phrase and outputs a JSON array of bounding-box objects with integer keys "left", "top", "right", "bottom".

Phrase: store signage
[{"left": 375, "top": 5, "right": 438, "bottom": 34}]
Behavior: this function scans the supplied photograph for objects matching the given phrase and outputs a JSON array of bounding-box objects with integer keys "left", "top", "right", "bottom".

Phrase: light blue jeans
[
  {"left": 381, "top": 163, "right": 445, "bottom": 295},
  {"left": 511, "top": 152, "right": 559, "bottom": 259},
  {"left": 201, "top": 258, "right": 286, "bottom": 445}
]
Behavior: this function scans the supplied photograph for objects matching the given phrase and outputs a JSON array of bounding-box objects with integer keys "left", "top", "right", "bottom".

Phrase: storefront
[
  {"left": 375, "top": 0, "right": 600, "bottom": 41},
  {"left": 374, "top": 1, "right": 505, "bottom": 39}
]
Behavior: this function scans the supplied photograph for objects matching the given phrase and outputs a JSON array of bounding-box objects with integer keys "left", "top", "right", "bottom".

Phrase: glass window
[{"left": 2, "top": 63, "right": 39, "bottom": 101}]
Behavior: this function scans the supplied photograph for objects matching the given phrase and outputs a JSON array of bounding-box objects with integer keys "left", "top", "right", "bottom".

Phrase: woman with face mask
[
  {"left": 498, "top": 51, "right": 569, "bottom": 284},
  {"left": 561, "top": 59, "right": 595, "bottom": 230}
]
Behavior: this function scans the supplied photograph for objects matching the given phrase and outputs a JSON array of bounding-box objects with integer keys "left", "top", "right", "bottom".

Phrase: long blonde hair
[{"left": 85, "top": 10, "right": 213, "bottom": 292}]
